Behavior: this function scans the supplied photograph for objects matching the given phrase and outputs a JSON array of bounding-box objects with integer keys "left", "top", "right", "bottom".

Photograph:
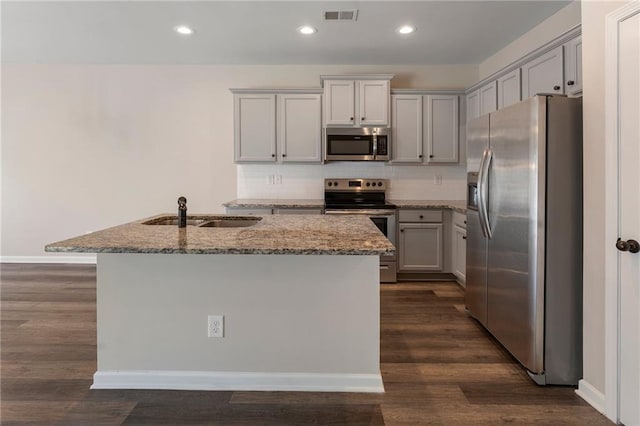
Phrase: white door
[
  {"left": 479, "top": 81, "right": 497, "bottom": 116},
  {"left": 234, "top": 94, "right": 277, "bottom": 163},
  {"left": 563, "top": 35, "right": 583, "bottom": 96},
  {"left": 390, "top": 95, "right": 423, "bottom": 163},
  {"left": 324, "top": 80, "right": 355, "bottom": 126},
  {"left": 617, "top": 10, "right": 640, "bottom": 426},
  {"left": 521, "top": 45, "right": 564, "bottom": 98},
  {"left": 466, "top": 90, "right": 480, "bottom": 122},
  {"left": 277, "top": 94, "right": 322, "bottom": 163},
  {"left": 425, "top": 95, "right": 459, "bottom": 163},
  {"left": 358, "top": 80, "right": 389, "bottom": 126},
  {"left": 497, "top": 69, "right": 521, "bottom": 109}
]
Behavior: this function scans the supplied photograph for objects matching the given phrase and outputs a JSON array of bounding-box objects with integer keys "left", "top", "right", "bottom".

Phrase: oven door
[{"left": 324, "top": 209, "right": 397, "bottom": 283}]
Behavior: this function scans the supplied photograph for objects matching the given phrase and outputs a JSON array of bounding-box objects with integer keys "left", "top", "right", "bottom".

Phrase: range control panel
[{"left": 324, "top": 178, "right": 388, "bottom": 192}]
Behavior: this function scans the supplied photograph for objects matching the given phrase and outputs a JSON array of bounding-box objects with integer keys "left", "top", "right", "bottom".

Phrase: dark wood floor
[{"left": 1, "top": 263, "right": 611, "bottom": 425}]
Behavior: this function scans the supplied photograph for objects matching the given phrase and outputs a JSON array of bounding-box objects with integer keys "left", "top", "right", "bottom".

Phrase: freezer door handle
[{"left": 479, "top": 149, "right": 493, "bottom": 239}]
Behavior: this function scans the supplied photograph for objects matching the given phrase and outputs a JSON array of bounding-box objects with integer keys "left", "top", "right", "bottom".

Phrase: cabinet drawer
[
  {"left": 398, "top": 210, "right": 443, "bottom": 223},
  {"left": 453, "top": 212, "right": 467, "bottom": 229}
]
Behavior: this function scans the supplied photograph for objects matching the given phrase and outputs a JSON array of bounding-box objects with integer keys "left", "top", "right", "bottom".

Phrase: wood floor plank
[{"left": 0, "top": 264, "right": 610, "bottom": 425}]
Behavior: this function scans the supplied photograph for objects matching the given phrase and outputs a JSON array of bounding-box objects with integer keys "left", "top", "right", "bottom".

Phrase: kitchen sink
[
  {"left": 141, "top": 216, "right": 261, "bottom": 228},
  {"left": 143, "top": 218, "right": 206, "bottom": 226},
  {"left": 199, "top": 218, "right": 261, "bottom": 228}
]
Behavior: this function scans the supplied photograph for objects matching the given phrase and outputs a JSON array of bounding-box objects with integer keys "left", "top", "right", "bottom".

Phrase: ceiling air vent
[{"left": 323, "top": 9, "right": 358, "bottom": 21}]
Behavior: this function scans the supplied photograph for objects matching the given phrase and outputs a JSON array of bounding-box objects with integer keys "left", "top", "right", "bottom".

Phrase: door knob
[{"left": 616, "top": 238, "right": 640, "bottom": 253}]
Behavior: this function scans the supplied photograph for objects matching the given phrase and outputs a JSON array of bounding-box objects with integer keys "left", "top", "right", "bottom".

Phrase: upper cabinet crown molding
[
  {"left": 391, "top": 89, "right": 465, "bottom": 96},
  {"left": 320, "top": 74, "right": 395, "bottom": 86}
]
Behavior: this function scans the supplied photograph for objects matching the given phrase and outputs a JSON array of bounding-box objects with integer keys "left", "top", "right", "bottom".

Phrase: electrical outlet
[
  {"left": 434, "top": 175, "right": 442, "bottom": 185},
  {"left": 208, "top": 315, "right": 224, "bottom": 338}
]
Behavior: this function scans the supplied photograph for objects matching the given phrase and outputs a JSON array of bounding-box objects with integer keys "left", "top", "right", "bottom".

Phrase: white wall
[
  {"left": 478, "top": 1, "right": 581, "bottom": 80},
  {"left": 1, "top": 64, "right": 476, "bottom": 259},
  {"left": 580, "top": 0, "right": 632, "bottom": 398}
]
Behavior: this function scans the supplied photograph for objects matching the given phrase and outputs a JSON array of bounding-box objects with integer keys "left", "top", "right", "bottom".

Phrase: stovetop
[{"left": 324, "top": 178, "right": 394, "bottom": 210}]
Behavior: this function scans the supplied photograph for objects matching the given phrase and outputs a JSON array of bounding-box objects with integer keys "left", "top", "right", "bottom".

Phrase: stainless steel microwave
[{"left": 324, "top": 127, "right": 390, "bottom": 161}]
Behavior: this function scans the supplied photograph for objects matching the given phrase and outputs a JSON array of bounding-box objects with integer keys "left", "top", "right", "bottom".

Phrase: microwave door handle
[{"left": 372, "top": 135, "right": 378, "bottom": 159}]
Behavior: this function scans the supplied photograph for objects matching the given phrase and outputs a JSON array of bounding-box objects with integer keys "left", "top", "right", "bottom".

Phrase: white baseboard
[
  {"left": 91, "top": 370, "right": 385, "bottom": 393},
  {"left": 576, "top": 379, "right": 605, "bottom": 414},
  {"left": 0, "top": 255, "right": 97, "bottom": 264}
]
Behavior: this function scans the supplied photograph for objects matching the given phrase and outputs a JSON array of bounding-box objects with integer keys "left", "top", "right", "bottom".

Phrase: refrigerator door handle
[
  {"left": 481, "top": 149, "right": 493, "bottom": 239},
  {"left": 477, "top": 149, "right": 489, "bottom": 238}
]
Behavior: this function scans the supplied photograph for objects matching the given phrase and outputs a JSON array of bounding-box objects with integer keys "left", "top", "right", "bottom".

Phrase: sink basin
[
  {"left": 143, "top": 218, "right": 205, "bottom": 226},
  {"left": 199, "top": 218, "right": 261, "bottom": 228},
  {"left": 141, "top": 216, "right": 261, "bottom": 228}
]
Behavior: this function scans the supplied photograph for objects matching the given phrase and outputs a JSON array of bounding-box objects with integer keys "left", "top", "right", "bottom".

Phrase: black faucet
[{"left": 178, "top": 196, "right": 187, "bottom": 228}]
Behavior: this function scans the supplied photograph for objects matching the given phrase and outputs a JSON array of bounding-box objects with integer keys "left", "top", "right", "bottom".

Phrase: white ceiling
[{"left": 2, "top": 1, "right": 571, "bottom": 65}]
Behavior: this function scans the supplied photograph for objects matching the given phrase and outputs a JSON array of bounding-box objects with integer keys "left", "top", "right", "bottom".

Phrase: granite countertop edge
[{"left": 223, "top": 199, "right": 467, "bottom": 213}]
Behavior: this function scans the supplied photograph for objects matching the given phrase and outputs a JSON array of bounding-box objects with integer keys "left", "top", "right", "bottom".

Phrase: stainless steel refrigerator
[{"left": 465, "top": 95, "right": 583, "bottom": 385}]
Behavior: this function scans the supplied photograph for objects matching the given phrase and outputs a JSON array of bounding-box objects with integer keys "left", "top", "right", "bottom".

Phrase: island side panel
[{"left": 95, "top": 253, "right": 381, "bottom": 391}]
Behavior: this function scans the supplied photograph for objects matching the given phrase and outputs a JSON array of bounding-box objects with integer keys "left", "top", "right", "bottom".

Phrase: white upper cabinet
[
  {"left": 466, "top": 89, "right": 480, "bottom": 122},
  {"left": 564, "top": 35, "right": 583, "bottom": 96},
  {"left": 391, "top": 95, "right": 423, "bottom": 163},
  {"left": 425, "top": 95, "right": 459, "bottom": 163},
  {"left": 497, "top": 68, "right": 522, "bottom": 109},
  {"left": 323, "top": 80, "right": 356, "bottom": 126},
  {"left": 358, "top": 80, "right": 390, "bottom": 126},
  {"left": 479, "top": 81, "right": 497, "bottom": 116},
  {"left": 322, "top": 77, "right": 391, "bottom": 127},
  {"left": 277, "top": 94, "right": 322, "bottom": 163},
  {"left": 521, "top": 45, "right": 564, "bottom": 98},
  {"left": 234, "top": 93, "right": 277, "bottom": 163}
]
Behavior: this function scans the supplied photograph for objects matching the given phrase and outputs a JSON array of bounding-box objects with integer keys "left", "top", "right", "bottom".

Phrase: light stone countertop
[
  {"left": 223, "top": 199, "right": 324, "bottom": 209},
  {"left": 390, "top": 200, "right": 467, "bottom": 214},
  {"left": 45, "top": 214, "right": 395, "bottom": 256}
]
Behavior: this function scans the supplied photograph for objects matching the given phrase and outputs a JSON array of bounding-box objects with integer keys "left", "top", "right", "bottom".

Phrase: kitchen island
[{"left": 46, "top": 214, "right": 394, "bottom": 393}]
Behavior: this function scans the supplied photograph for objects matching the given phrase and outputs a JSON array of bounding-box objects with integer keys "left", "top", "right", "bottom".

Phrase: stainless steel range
[{"left": 324, "top": 178, "right": 397, "bottom": 283}]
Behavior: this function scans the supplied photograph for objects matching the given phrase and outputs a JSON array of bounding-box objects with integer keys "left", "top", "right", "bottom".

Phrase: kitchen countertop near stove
[
  {"left": 223, "top": 199, "right": 467, "bottom": 213},
  {"left": 390, "top": 200, "right": 467, "bottom": 214},
  {"left": 223, "top": 199, "right": 324, "bottom": 209},
  {"left": 45, "top": 214, "right": 394, "bottom": 256}
]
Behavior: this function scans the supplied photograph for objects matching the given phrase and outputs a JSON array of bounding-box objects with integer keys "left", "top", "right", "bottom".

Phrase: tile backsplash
[{"left": 237, "top": 163, "right": 467, "bottom": 200}]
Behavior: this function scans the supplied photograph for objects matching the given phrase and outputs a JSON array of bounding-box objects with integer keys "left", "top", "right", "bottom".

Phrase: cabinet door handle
[
  {"left": 282, "top": 154, "right": 287, "bottom": 158},
  {"left": 553, "top": 85, "right": 561, "bottom": 91},
  {"left": 419, "top": 215, "right": 424, "bottom": 219},
  {"left": 567, "top": 80, "right": 575, "bottom": 86},
  {"left": 418, "top": 154, "right": 423, "bottom": 159},
  {"left": 350, "top": 117, "right": 354, "bottom": 121},
  {"left": 271, "top": 154, "right": 275, "bottom": 158},
  {"left": 463, "top": 236, "right": 467, "bottom": 240},
  {"left": 429, "top": 155, "right": 434, "bottom": 158},
  {"left": 361, "top": 117, "right": 365, "bottom": 121},
  {"left": 400, "top": 229, "right": 404, "bottom": 233}
]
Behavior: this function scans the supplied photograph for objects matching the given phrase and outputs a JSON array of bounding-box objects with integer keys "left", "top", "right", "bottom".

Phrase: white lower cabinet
[{"left": 398, "top": 209, "right": 444, "bottom": 272}]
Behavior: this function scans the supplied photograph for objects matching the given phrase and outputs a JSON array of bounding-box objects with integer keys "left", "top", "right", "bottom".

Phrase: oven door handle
[{"left": 324, "top": 210, "right": 397, "bottom": 216}]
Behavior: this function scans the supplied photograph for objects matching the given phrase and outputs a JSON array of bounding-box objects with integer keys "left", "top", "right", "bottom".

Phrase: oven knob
[
  {"left": 328, "top": 182, "right": 332, "bottom": 187},
  {"left": 366, "top": 182, "right": 371, "bottom": 187},
  {"left": 334, "top": 181, "right": 338, "bottom": 187},
  {"left": 378, "top": 181, "right": 383, "bottom": 186}
]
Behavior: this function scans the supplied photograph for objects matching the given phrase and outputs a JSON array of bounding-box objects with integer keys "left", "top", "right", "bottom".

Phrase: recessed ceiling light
[
  {"left": 174, "top": 25, "right": 194, "bottom": 35},
  {"left": 397, "top": 25, "right": 416, "bottom": 35},
  {"left": 297, "top": 26, "right": 317, "bottom": 35}
]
